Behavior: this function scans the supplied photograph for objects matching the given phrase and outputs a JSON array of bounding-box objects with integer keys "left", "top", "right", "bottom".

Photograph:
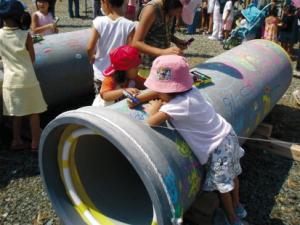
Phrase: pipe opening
[{"left": 67, "top": 132, "right": 154, "bottom": 224}]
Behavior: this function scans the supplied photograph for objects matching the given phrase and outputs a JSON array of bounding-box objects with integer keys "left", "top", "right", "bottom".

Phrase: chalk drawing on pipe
[{"left": 38, "top": 39, "right": 292, "bottom": 225}]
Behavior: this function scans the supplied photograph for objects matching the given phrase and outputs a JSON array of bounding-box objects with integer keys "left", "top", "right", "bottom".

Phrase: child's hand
[
  {"left": 143, "top": 99, "right": 163, "bottom": 116},
  {"left": 89, "top": 55, "right": 95, "bottom": 64},
  {"left": 127, "top": 99, "right": 139, "bottom": 109},
  {"left": 49, "top": 23, "right": 57, "bottom": 30},
  {"left": 125, "top": 88, "right": 140, "bottom": 96}
]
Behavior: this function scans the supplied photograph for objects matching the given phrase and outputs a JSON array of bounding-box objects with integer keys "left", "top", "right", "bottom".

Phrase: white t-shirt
[
  {"left": 92, "top": 16, "right": 135, "bottom": 81},
  {"left": 222, "top": 1, "right": 234, "bottom": 21},
  {"left": 160, "top": 87, "right": 232, "bottom": 165}
]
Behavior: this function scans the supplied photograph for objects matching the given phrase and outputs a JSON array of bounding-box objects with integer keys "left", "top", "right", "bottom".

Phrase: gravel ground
[{"left": 0, "top": 1, "right": 300, "bottom": 225}]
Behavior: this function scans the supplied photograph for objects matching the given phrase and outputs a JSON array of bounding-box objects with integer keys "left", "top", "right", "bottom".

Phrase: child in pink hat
[{"left": 131, "top": 55, "right": 248, "bottom": 225}]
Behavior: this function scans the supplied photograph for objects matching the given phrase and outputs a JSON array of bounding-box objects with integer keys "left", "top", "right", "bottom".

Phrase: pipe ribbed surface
[
  {"left": 33, "top": 29, "right": 93, "bottom": 105},
  {"left": 40, "top": 40, "right": 292, "bottom": 225}
]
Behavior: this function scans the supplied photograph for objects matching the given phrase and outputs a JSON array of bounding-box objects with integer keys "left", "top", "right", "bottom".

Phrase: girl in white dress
[{"left": 0, "top": 0, "right": 47, "bottom": 151}]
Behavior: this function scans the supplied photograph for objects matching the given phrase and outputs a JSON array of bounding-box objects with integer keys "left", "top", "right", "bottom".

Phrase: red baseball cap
[{"left": 103, "top": 45, "right": 141, "bottom": 76}]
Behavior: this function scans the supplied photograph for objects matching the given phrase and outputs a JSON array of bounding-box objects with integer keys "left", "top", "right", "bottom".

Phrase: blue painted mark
[{"left": 164, "top": 168, "right": 179, "bottom": 205}]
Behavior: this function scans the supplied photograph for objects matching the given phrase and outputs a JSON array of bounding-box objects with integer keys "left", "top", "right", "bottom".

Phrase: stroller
[{"left": 223, "top": 3, "right": 271, "bottom": 50}]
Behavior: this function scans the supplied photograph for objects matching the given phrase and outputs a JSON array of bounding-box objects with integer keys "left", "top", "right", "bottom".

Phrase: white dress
[{"left": 0, "top": 27, "right": 47, "bottom": 116}]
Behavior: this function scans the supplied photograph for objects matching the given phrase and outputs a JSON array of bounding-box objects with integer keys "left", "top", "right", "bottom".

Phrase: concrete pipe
[
  {"left": 39, "top": 40, "right": 292, "bottom": 225},
  {"left": 33, "top": 29, "right": 93, "bottom": 106}
]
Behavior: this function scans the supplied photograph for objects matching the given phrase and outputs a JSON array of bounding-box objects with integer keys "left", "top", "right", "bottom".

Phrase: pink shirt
[{"left": 34, "top": 11, "right": 55, "bottom": 36}]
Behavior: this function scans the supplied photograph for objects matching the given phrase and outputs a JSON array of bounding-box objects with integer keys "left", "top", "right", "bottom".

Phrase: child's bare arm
[
  {"left": 144, "top": 100, "right": 170, "bottom": 126},
  {"left": 127, "top": 90, "right": 158, "bottom": 108},
  {"left": 86, "top": 27, "right": 99, "bottom": 64},
  {"left": 126, "top": 28, "right": 135, "bottom": 45},
  {"left": 26, "top": 33, "right": 35, "bottom": 63},
  {"left": 31, "top": 13, "right": 56, "bottom": 34},
  {"left": 102, "top": 88, "right": 139, "bottom": 101}
]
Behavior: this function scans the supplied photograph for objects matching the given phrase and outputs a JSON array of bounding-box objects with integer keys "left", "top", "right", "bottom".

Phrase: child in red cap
[{"left": 92, "top": 45, "right": 146, "bottom": 106}]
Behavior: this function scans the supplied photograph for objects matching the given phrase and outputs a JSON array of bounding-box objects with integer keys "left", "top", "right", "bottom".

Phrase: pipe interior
[{"left": 74, "top": 134, "right": 154, "bottom": 225}]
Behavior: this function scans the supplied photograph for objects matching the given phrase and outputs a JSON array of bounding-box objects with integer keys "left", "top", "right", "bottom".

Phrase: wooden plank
[
  {"left": 244, "top": 138, "right": 300, "bottom": 161},
  {"left": 252, "top": 123, "right": 273, "bottom": 138}
]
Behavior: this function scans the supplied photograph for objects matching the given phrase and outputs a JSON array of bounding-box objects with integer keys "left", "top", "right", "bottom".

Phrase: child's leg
[
  {"left": 220, "top": 192, "right": 237, "bottom": 223},
  {"left": 224, "top": 30, "right": 229, "bottom": 39},
  {"left": 231, "top": 177, "right": 240, "bottom": 208},
  {"left": 30, "top": 114, "right": 41, "bottom": 149},
  {"left": 208, "top": 13, "right": 213, "bottom": 33},
  {"left": 12, "top": 116, "right": 23, "bottom": 145}
]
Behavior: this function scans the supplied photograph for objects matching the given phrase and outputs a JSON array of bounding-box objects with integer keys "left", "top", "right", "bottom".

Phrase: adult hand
[{"left": 161, "top": 46, "right": 183, "bottom": 56}]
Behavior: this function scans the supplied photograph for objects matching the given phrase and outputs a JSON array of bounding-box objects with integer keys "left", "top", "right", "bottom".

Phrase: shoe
[
  {"left": 208, "top": 36, "right": 218, "bottom": 40},
  {"left": 75, "top": 15, "right": 81, "bottom": 18},
  {"left": 235, "top": 203, "right": 247, "bottom": 219},
  {"left": 293, "top": 90, "right": 300, "bottom": 105}
]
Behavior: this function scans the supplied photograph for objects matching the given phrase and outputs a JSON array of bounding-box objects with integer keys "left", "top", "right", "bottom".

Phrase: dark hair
[
  {"left": 284, "top": 4, "right": 295, "bottom": 14},
  {"left": 3, "top": 11, "right": 31, "bottom": 30},
  {"left": 163, "top": 0, "right": 183, "bottom": 13},
  {"left": 268, "top": 6, "right": 277, "bottom": 17},
  {"left": 36, "top": 0, "right": 50, "bottom": 13},
  {"left": 108, "top": 0, "right": 124, "bottom": 8},
  {"left": 20, "top": 12, "right": 31, "bottom": 30},
  {"left": 112, "top": 70, "right": 127, "bottom": 85}
]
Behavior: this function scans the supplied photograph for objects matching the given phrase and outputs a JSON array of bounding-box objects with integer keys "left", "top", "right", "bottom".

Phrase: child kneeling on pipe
[
  {"left": 92, "top": 45, "right": 145, "bottom": 106},
  {"left": 130, "top": 55, "right": 248, "bottom": 225}
]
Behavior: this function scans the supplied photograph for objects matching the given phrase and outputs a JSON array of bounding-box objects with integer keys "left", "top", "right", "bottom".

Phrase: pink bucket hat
[
  {"left": 144, "top": 55, "right": 193, "bottom": 93},
  {"left": 180, "top": 0, "right": 201, "bottom": 25}
]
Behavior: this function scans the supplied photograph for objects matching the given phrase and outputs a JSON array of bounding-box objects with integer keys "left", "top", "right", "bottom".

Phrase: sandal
[
  {"left": 10, "top": 142, "right": 30, "bottom": 151},
  {"left": 30, "top": 144, "right": 39, "bottom": 152}
]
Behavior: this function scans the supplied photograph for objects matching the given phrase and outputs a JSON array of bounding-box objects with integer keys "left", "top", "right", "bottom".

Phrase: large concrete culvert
[
  {"left": 40, "top": 107, "right": 201, "bottom": 225},
  {"left": 39, "top": 40, "right": 293, "bottom": 225}
]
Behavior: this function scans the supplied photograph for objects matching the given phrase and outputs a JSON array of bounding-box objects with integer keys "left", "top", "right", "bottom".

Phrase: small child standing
[
  {"left": 263, "top": 7, "right": 279, "bottom": 42},
  {"left": 93, "top": 45, "right": 145, "bottom": 106},
  {"left": 278, "top": 5, "right": 296, "bottom": 54},
  {"left": 222, "top": 0, "right": 234, "bottom": 39},
  {"left": 0, "top": 0, "right": 47, "bottom": 151},
  {"left": 31, "top": 0, "right": 58, "bottom": 36},
  {"left": 87, "top": 0, "right": 135, "bottom": 94},
  {"left": 132, "top": 55, "right": 247, "bottom": 225}
]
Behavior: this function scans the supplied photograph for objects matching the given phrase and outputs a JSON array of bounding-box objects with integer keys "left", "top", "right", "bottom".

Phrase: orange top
[{"left": 100, "top": 75, "right": 146, "bottom": 96}]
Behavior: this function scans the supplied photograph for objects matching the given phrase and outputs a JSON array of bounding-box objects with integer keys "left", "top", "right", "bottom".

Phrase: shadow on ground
[
  {"left": 240, "top": 104, "right": 299, "bottom": 225},
  {"left": 0, "top": 93, "right": 94, "bottom": 189}
]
